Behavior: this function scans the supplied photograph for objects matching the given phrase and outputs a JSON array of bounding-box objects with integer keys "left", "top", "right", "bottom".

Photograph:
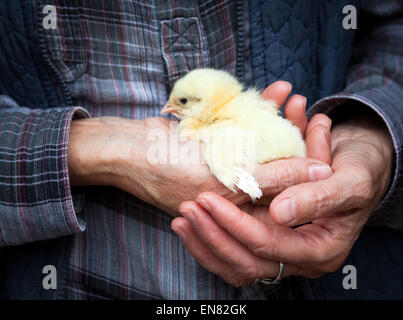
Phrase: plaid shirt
[{"left": 0, "top": 0, "right": 402, "bottom": 299}]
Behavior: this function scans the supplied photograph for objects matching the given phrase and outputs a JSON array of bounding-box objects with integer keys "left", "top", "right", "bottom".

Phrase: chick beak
[{"left": 160, "top": 102, "right": 178, "bottom": 115}]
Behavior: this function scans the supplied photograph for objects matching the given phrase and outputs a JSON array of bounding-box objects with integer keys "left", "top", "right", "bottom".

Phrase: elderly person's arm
[{"left": 0, "top": 81, "right": 329, "bottom": 247}]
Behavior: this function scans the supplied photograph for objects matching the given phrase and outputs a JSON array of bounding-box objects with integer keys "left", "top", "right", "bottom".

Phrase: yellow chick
[{"left": 161, "top": 68, "right": 306, "bottom": 201}]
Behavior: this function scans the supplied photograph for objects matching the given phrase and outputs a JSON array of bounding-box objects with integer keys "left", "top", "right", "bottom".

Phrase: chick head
[{"left": 161, "top": 68, "right": 243, "bottom": 124}]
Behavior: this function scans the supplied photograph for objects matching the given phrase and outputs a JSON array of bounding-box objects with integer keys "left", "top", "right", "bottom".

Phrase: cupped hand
[
  {"left": 119, "top": 81, "right": 331, "bottom": 215},
  {"left": 69, "top": 81, "right": 332, "bottom": 216},
  {"left": 171, "top": 107, "right": 394, "bottom": 286}
]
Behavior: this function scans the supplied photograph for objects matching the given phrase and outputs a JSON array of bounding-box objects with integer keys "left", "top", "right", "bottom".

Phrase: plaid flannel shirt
[{"left": 0, "top": 0, "right": 402, "bottom": 299}]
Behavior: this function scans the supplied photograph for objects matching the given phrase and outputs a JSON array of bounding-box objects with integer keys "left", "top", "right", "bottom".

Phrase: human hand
[
  {"left": 68, "top": 116, "right": 227, "bottom": 215},
  {"left": 68, "top": 81, "right": 332, "bottom": 216},
  {"left": 171, "top": 107, "right": 394, "bottom": 286}
]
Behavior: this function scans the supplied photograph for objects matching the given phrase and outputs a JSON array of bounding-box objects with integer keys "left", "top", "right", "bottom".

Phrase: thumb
[{"left": 269, "top": 165, "right": 371, "bottom": 226}]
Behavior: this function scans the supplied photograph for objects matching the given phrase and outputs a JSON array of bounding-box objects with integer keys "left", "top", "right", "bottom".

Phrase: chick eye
[{"left": 179, "top": 98, "right": 188, "bottom": 104}]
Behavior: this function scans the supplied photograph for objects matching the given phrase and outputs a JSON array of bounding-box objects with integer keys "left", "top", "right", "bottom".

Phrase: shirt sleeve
[
  {"left": 307, "top": 1, "right": 403, "bottom": 230},
  {"left": 0, "top": 95, "right": 90, "bottom": 246}
]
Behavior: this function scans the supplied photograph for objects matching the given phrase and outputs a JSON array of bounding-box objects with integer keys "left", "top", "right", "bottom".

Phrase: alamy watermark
[
  {"left": 42, "top": 265, "right": 57, "bottom": 290},
  {"left": 342, "top": 264, "right": 357, "bottom": 290},
  {"left": 42, "top": 5, "right": 57, "bottom": 30},
  {"left": 146, "top": 121, "right": 256, "bottom": 172},
  {"left": 342, "top": 5, "right": 357, "bottom": 30}
]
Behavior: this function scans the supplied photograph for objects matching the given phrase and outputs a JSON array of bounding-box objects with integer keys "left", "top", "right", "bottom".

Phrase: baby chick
[{"left": 161, "top": 68, "right": 306, "bottom": 201}]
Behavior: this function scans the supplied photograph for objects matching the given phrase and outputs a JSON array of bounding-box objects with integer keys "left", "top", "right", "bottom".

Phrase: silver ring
[{"left": 255, "top": 262, "right": 285, "bottom": 286}]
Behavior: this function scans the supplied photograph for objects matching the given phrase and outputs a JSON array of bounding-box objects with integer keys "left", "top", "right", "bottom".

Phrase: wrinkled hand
[
  {"left": 172, "top": 105, "right": 394, "bottom": 286},
  {"left": 69, "top": 81, "right": 332, "bottom": 216}
]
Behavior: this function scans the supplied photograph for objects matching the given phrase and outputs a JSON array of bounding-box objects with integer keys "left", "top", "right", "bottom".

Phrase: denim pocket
[
  {"left": 42, "top": 1, "right": 87, "bottom": 83},
  {"left": 161, "top": 17, "right": 210, "bottom": 89}
]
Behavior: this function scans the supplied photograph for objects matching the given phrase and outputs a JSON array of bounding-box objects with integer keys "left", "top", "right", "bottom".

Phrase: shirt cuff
[
  {"left": 63, "top": 107, "right": 90, "bottom": 229},
  {"left": 0, "top": 106, "right": 90, "bottom": 246}
]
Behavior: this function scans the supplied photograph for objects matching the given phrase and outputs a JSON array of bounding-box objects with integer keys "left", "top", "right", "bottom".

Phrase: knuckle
[
  {"left": 276, "top": 163, "right": 298, "bottom": 188},
  {"left": 307, "top": 186, "right": 335, "bottom": 216},
  {"left": 248, "top": 229, "right": 276, "bottom": 258},
  {"left": 203, "top": 230, "right": 221, "bottom": 249},
  {"left": 311, "top": 113, "right": 331, "bottom": 126},
  {"left": 265, "top": 163, "right": 297, "bottom": 193},
  {"left": 350, "top": 169, "right": 376, "bottom": 205},
  {"left": 251, "top": 241, "right": 274, "bottom": 258},
  {"left": 228, "top": 277, "right": 250, "bottom": 288},
  {"left": 236, "top": 263, "right": 259, "bottom": 283}
]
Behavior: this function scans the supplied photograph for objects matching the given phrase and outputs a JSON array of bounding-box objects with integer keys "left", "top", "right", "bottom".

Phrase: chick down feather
[{"left": 162, "top": 68, "right": 306, "bottom": 202}]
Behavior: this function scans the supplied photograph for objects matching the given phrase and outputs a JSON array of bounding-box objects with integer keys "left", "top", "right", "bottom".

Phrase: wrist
[{"left": 68, "top": 117, "right": 124, "bottom": 186}]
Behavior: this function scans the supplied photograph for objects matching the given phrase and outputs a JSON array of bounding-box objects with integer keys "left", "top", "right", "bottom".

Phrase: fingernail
[
  {"left": 308, "top": 164, "right": 332, "bottom": 182},
  {"left": 280, "top": 80, "right": 292, "bottom": 90},
  {"left": 275, "top": 198, "right": 296, "bottom": 224},
  {"left": 171, "top": 224, "right": 186, "bottom": 240},
  {"left": 179, "top": 209, "right": 196, "bottom": 224},
  {"left": 196, "top": 198, "right": 211, "bottom": 212},
  {"left": 296, "top": 94, "right": 307, "bottom": 106}
]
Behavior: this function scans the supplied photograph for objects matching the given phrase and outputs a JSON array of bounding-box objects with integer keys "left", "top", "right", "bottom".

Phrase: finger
[
  {"left": 306, "top": 124, "right": 332, "bottom": 165},
  {"left": 195, "top": 192, "right": 321, "bottom": 264},
  {"left": 239, "top": 202, "right": 278, "bottom": 226},
  {"left": 171, "top": 217, "right": 244, "bottom": 285},
  {"left": 173, "top": 215, "right": 300, "bottom": 286},
  {"left": 305, "top": 113, "right": 332, "bottom": 140},
  {"left": 269, "top": 166, "right": 372, "bottom": 226},
  {"left": 178, "top": 201, "right": 283, "bottom": 280},
  {"left": 283, "top": 94, "right": 308, "bottom": 136},
  {"left": 261, "top": 81, "right": 292, "bottom": 108},
  {"left": 254, "top": 157, "right": 332, "bottom": 197}
]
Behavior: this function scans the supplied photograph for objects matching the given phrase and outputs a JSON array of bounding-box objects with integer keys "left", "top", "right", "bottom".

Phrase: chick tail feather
[{"left": 234, "top": 167, "right": 262, "bottom": 201}]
